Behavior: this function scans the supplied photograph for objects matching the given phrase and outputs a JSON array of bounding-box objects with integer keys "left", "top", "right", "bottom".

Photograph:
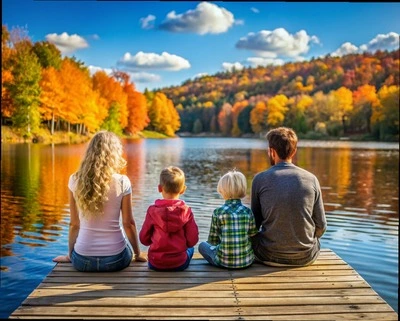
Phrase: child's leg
[
  {"left": 173, "top": 247, "right": 194, "bottom": 271},
  {"left": 198, "top": 241, "right": 219, "bottom": 266}
]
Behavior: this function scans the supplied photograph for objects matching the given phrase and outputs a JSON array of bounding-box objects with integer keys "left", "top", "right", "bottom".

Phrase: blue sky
[{"left": 2, "top": 1, "right": 400, "bottom": 92}]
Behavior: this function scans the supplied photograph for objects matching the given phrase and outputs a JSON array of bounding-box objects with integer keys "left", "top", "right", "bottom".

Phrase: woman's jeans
[
  {"left": 148, "top": 247, "right": 195, "bottom": 271},
  {"left": 70, "top": 246, "right": 132, "bottom": 272}
]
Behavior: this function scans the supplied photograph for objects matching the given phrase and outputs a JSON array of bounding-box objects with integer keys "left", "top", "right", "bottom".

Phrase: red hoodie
[{"left": 139, "top": 199, "right": 199, "bottom": 269}]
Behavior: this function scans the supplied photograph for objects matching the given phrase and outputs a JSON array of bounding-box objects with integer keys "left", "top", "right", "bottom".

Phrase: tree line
[
  {"left": 1, "top": 25, "right": 180, "bottom": 138},
  {"left": 160, "top": 50, "right": 399, "bottom": 141}
]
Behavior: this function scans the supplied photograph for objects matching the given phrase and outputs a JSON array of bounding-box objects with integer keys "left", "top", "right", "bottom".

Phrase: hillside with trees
[{"left": 159, "top": 49, "right": 399, "bottom": 141}]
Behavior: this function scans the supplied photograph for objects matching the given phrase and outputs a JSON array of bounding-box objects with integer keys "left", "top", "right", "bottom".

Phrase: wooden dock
[{"left": 10, "top": 249, "right": 398, "bottom": 320}]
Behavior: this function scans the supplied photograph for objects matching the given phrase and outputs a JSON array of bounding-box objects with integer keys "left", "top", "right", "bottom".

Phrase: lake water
[{"left": 1, "top": 137, "right": 398, "bottom": 317}]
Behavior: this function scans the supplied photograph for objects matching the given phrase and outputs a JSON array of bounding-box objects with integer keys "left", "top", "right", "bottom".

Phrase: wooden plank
[
  {"left": 237, "top": 304, "right": 395, "bottom": 315},
  {"left": 46, "top": 269, "right": 358, "bottom": 278},
  {"left": 40, "top": 277, "right": 235, "bottom": 284},
  {"left": 23, "top": 296, "right": 240, "bottom": 307},
  {"left": 36, "top": 282, "right": 236, "bottom": 291},
  {"left": 22, "top": 295, "right": 386, "bottom": 307},
  {"left": 11, "top": 306, "right": 242, "bottom": 318},
  {"left": 30, "top": 288, "right": 376, "bottom": 298},
  {"left": 11, "top": 304, "right": 395, "bottom": 318},
  {"left": 234, "top": 313, "right": 399, "bottom": 321},
  {"left": 29, "top": 289, "right": 237, "bottom": 298},
  {"left": 53, "top": 263, "right": 353, "bottom": 272},
  {"left": 233, "top": 281, "right": 371, "bottom": 291}
]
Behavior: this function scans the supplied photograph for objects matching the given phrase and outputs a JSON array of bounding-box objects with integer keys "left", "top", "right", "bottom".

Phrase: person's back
[
  {"left": 142, "top": 198, "right": 197, "bottom": 268},
  {"left": 70, "top": 173, "right": 131, "bottom": 256},
  {"left": 198, "top": 170, "right": 258, "bottom": 269},
  {"left": 251, "top": 127, "right": 327, "bottom": 266},
  {"left": 140, "top": 166, "right": 199, "bottom": 271}
]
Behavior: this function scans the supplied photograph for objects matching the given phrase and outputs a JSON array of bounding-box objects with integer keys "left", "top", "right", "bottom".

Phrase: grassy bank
[{"left": 1, "top": 126, "right": 170, "bottom": 144}]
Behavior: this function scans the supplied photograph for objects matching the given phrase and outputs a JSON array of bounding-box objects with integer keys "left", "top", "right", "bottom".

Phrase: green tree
[
  {"left": 237, "top": 105, "right": 253, "bottom": 134},
  {"left": 8, "top": 40, "right": 42, "bottom": 137},
  {"left": 101, "top": 102, "right": 123, "bottom": 135},
  {"left": 192, "top": 118, "right": 203, "bottom": 134},
  {"left": 32, "top": 41, "right": 62, "bottom": 70}
]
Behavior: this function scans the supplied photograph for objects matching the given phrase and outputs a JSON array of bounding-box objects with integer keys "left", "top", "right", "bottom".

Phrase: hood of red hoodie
[{"left": 150, "top": 199, "right": 191, "bottom": 233}]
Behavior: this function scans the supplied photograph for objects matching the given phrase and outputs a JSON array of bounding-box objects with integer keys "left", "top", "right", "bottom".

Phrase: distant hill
[{"left": 156, "top": 49, "right": 399, "bottom": 141}]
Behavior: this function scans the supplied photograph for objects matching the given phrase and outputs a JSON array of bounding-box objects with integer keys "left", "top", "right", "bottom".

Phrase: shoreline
[{"left": 2, "top": 126, "right": 398, "bottom": 147}]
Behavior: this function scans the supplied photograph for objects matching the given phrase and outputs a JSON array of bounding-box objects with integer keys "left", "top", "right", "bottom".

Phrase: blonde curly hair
[{"left": 74, "top": 131, "right": 126, "bottom": 217}]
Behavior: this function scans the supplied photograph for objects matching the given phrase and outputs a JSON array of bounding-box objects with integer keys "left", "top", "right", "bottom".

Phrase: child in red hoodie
[{"left": 139, "top": 166, "right": 199, "bottom": 271}]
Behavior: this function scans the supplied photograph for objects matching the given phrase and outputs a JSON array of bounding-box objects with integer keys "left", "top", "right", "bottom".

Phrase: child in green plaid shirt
[{"left": 198, "top": 170, "right": 258, "bottom": 269}]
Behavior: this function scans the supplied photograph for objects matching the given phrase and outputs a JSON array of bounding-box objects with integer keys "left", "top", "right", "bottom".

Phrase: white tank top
[{"left": 68, "top": 173, "right": 132, "bottom": 256}]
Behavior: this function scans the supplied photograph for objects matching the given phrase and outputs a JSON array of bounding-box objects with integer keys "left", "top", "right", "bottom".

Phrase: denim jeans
[
  {"left": 148, "top": 247, "right": 195, "bottom": 272},
  {"left": 70, "top": 246, "right": 132, "bottom": 272},
  {"left": 198, "top": 241, "right": 220, "bottom": 267},
  {"left": 251, "top": 233, "right": 320, "bottom": 267}
]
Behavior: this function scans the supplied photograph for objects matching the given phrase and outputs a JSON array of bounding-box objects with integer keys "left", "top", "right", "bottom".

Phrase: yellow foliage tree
[
  {"left": 266, "top": 94, "right": 288, "bottom": 127},
  {"left": 332, "top": 87, "right": 353, "bottom": 134},
  {"left": 352, "top": 84, "right": 379, "bottom": 133},
  {"left": 250, "top": 101, "right": 267, "bottom": 134},
  {"left": 148, "top": 92, "right": 180, "bottom": 136}
]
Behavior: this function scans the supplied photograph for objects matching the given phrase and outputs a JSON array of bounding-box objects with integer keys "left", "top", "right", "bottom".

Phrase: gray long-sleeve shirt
[{"left": 251, "top": 162, "right": 327, "bottom": 261}]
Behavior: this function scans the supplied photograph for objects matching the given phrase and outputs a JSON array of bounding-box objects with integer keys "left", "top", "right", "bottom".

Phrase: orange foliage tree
[
  {"left": 92, "top": 71, "right": 128, "bottom": 131},
  {"left": 113, "top": 71, "right": 149, "bottom": 135}
]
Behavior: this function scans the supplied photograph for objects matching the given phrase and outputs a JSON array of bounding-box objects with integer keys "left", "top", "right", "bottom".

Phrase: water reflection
[
  {"left": 1, "top": 143, "right": 85, "bottom": 256},
  {"left": 0, "top": 137, "right": 398, "bottom": 317}
]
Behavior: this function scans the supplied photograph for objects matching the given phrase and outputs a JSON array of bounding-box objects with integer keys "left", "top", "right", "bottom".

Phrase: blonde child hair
[
  {"left": 160, "top": 166, "right": 185, "bottom": 194},
  {"left": 217, "top": 170, "right": 247, "bottom": 200}
]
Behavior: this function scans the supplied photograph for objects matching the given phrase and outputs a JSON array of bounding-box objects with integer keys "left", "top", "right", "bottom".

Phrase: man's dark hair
[{"left": 266, "top": 127, "right": 298, "bottom": 160}]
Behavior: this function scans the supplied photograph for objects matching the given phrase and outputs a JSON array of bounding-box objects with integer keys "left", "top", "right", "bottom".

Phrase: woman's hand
[
  {"left": 134, "top": 252, "right": 148, "bottom": 262},
  {"left": 52, "top": 255, "right": 71, "bottom": 263}
]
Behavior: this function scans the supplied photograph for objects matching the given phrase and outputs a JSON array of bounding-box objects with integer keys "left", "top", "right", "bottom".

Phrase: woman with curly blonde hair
[{"left": 53, "top": 131, "right": 147, "bottom": 271}]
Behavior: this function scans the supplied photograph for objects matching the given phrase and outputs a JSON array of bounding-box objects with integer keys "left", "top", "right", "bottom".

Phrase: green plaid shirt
[{"left": 208, "top": 199, "right": 258, "bottom": 268}]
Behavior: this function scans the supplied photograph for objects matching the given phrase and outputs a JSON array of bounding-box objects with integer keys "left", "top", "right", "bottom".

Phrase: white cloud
[
  {"left": 330, "top": 32, "right": 399, "bottom": 57},
  {"left": 130, "top": 72, "right": 161, "bottom": 83},
  {"left": 234, "top": 19, "right": 245, "bottom": 26},
  {"left": 118, "top": 51, "right": 191, "bottom": 71},
  {"left": 222, "top": 62, "right": 244, "bottom": 71},
  {"left": 250, "top": 7, "right": 259, "bottom": 14},
  {"left": 88, "top": 65, "right": 160, "bottom": 83},
  {"left": 331, "top": 42, "right": 359, "bottom": 57},
  {"left": 140, "top": 14, "right": 156, "bottom": 30},
  {"left": 45, "top": 32, "right": 88, "bottom": 54},
  {"left": 247, "top": 57, "right": 284, "bottom": 67},
  {"left": 236, "top": 28, "right": 319, "bottom": 58},
  {"left": 193, "top": 72, "right": 209, "bottom": 79},
  {"left": 159, "top": 2, "right": 235, "bottom": 35},
  {"left": 88, "top": 65, "right": 113, "bottom": 76},
  {"left": 361, "top": 32, "right": 399, "bottom": 52}
]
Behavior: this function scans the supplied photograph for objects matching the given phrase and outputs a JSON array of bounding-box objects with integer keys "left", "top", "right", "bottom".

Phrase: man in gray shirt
[{"left": 251, "top": 127, "right": 327, "bottom": 266}]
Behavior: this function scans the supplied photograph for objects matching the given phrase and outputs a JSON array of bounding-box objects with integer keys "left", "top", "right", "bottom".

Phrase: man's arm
[
  {"left": 251, "top": 177, "right": 263, "bottom": 230},
  {"left": 313, "top": 177, "right": 327, "bottom": 238}
]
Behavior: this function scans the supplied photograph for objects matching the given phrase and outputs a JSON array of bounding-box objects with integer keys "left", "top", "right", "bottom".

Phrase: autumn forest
[{"left": 2, "top": 25, "right": 399, "bottom": 142}]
